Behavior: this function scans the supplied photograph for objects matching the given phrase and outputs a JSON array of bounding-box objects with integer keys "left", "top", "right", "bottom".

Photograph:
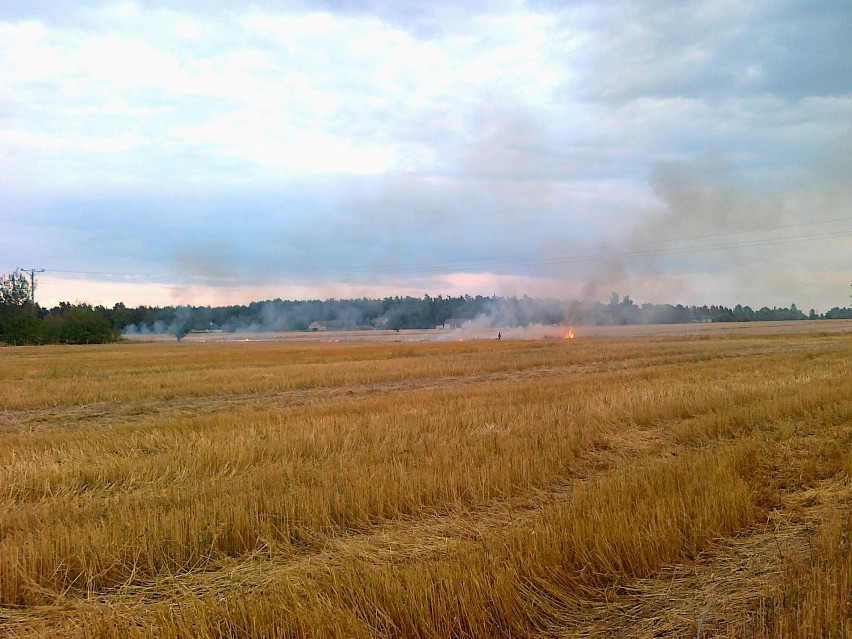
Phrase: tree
[
  {"left": 0, "top": 271, "right": 39, "bottom": 344},
  {"left": 0, "top": 271, "right": 31, "bottom": 306},
  {"left": 40, "top": 304, "right": 119, "bottom": 344},
  {"left": 0, "top": 304, "right": 39, "bottom": 344}
]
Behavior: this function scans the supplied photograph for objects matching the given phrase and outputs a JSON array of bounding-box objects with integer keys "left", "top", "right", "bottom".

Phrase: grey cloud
[
  {"left": 172, "top": 241, "right": 240, "bottom": 287},
  {"left": 456, "top": 104, "right": 598, "bottom": 181},
  {"left": 606, "top": 142, "right": 852, "bottom": 305},
  {"left": 645, "top": 155, "right": 785, "bottom": 239},
  {"left": 581, "top": 0, "right": 852, "bottom": 102},
  {"left": 4, "top": 0, "right": 849, "bottom": 312}
]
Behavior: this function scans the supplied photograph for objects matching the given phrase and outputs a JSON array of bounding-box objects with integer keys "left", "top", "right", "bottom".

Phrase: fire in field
[{"left": 1, "top": 323, "right": 850, "bottom": 638}]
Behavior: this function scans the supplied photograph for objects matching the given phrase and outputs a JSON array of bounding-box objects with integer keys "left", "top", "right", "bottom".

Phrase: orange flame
[{"left": 564, "top": 330, "right": 575, "bottom": 340}]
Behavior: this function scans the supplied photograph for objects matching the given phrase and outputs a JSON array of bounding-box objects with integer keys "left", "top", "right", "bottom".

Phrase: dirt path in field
[
  {"left": 2, "top": 474, "right": 845, "bottom": 638},
  {"left": 3, "top": 333, "right": 849, "bottom": 638},
  {"left": 0, "top": 366, "right": 558, "bottom": 433},
  {"left": 0, "top": 409, "right": 670, "bottom": 635},
  {"left": 1, "top": 338, "right": 839, "bottom": 435},
  {"left": 540, "top": 475, "right": 851, "bottom": 638},
  {"left": 5, "top": 420, "right": 845, "bottom": 638},
  {"left": 0, "top": 361, "right": 656, "bottom": 433},
  {"left": 144, "top": 319, "right": 852, "bottom": 344}
]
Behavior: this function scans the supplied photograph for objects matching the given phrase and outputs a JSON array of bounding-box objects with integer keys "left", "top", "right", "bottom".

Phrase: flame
[{"left": 564, "top": 330, "right": 575, "bottom": 340}]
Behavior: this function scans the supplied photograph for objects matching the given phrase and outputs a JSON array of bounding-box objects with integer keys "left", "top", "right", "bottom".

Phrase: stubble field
[{"left": 1, "top": 322, "right": 850, "bottom": 638}]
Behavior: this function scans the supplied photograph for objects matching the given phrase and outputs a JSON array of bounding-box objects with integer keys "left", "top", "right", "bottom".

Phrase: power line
[
  {"left": 264, "top": 228, "right": 852, "bottom": 278},
  {"left": 31, "top": 216, "right": 852, "bottom": 282},
  {"left": 45, "top": 268, "right": 155, "bottom": 277},
  {"left": 18, "top": 267, "right": 44, "bottom": 303},
  {"left": 387, "top": 216, "right": 852, "bottom": 274}
]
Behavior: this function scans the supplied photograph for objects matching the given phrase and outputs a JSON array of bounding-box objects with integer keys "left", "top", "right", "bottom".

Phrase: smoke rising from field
[
  {"left": 148, "top": 137, "right": 851, "bottom": 314},
  {"left": 575, "top": 142, "right": 852, "bottom": 309},
  {"left": 122, "top": 306, "right": 194, "bottom": 338}
]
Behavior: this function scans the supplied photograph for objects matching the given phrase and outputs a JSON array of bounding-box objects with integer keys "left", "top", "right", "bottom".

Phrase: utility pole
[{"left": 18, "top": 267, "right": 44, "bottom": 304}]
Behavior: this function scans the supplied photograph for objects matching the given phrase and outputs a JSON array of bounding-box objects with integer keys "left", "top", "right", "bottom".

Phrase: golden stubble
[{"left": 1, "top": 331, "right": 850, "bottom": 637}]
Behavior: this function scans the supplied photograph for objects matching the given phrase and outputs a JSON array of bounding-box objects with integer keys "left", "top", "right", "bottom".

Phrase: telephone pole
[{"left": 18, "top": 267, "right": 44, "bottom": 304}]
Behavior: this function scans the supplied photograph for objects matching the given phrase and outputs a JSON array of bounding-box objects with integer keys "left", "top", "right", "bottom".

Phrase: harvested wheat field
[{"left": 1, "top": 323, "right": 850, "bottom": 638}]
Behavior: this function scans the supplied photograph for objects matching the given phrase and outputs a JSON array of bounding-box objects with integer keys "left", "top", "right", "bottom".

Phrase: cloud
[
  {"left": 1, "top": 0, "right": 850, "bottom": 312},
  {"left": 580, "top": 1, "right": 852, "bottom": 102}
]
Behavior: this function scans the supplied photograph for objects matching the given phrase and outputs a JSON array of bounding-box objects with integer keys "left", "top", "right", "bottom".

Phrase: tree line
[
  {"left": 114, "top": 293, "right": 852, "bottom": 340},
  {"left": 0, "top": 271, "right": 119, "bottom": 345},
  {"left": 2, "top": 270, "right": 851, "bottom": 345}
]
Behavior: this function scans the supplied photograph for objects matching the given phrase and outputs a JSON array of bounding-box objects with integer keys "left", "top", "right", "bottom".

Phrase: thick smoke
[
  {"left": 121, "top": 306, "right": 193, "bottom": 338},
  {"left": 577, "top": 146, "right": 852, "bottom": 310},
  {"left": 461, "top": 296, "right": 563, "bottom": 328}
]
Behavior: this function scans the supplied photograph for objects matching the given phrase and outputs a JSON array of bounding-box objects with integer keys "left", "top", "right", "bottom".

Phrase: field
[{"left": 1, "top": 322, "right": 850, "bottom": 638}]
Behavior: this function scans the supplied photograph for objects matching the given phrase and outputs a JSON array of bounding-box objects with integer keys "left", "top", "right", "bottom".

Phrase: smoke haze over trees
[
  {"left": 3, "top": 269, "right": 850, "bottom": 345},
  {"left": 3, "top": 292, "right": 851, "bottom": 346},
  {"left": 118, "top": 294, "right": 852, "bottom": 338}
]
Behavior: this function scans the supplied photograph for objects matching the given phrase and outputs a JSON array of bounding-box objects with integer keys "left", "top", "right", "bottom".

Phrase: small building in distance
[
  {"left": 308, "top": 320, "right": 363, "bottom": 332},
  {"left": 441, "top": 318, "right": 469, "bottom": 329},
  {"left": 189, "top": 323, "right": 223, "bottom": 335}
]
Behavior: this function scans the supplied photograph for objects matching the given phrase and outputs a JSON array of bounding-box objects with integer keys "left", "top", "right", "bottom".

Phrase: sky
[{"left": 1, "top": 0, "right": 850, "bottom": 312}]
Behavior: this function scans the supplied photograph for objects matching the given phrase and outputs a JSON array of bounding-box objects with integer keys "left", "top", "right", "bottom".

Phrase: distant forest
[
  {"left": 3, "top": 284, "right": 852, "bottom": 346},
  {"left": 116, "top": 293, "right": 852, "bottom": 339}
]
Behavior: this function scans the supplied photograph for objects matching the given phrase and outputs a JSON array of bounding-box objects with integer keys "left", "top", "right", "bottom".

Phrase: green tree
[
  {"left": 0, "top": 271, "right": 39, "bottom": 344},
  {"left": 0, "top": 304, "right": 39, "bottom": 344},
  {"left": 40, "top": 304, "right": 119, "bottom": 344},
  {"left": 0, "top": 270, "right": 31, "bottom": 306}
]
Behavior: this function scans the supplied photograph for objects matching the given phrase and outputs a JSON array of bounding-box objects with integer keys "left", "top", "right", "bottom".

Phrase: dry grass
[{"left": 1, "top": 327, "right": 850, "bottom": 637}]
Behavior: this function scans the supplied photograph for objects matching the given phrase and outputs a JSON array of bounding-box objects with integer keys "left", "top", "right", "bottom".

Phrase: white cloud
[
  {"left": 0, "top": 129, "right": 143, "bottom": 153},
  {"left": 1, "top": 0, "right": 850, "bottom": 311},
  {"left": 0, "top": 2, "right": 583, "bottom": 181}
]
